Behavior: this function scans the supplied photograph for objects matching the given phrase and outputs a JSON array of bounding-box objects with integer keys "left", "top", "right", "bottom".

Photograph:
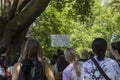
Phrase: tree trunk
[{"left": 0, "top": 0, "right": 50, "bottom": 62}]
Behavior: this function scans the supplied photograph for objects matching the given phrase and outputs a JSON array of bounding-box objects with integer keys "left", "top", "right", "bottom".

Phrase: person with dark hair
[
  {"left": 55, "top": 53, "right": 69, "bottom": 80},
  {"left": 50, "top": 54, "right": 57, "bottom": 66},
  {"left": 81, "top": 38, "right": 120, "bottom": 80},
  {"left": 57, "top": 49, "right": 64, "bottom": 57},
  {"left": 0, "top": 46, "right": 7, "bottom": 54},
  {"left": 12, "top": 39, "right": 55, "bottom": 80},
  {"left": 110, "top": 41, "right": 120, "bottom": 66},
  {"left": 50, "top": 54, "right": 58, "bottom": 74},
  {"left": 57, "top": 55, "right": 69, "bottom": 73},
  {"left": 50, "top": 49, "right": 64, "bottom": 74}
]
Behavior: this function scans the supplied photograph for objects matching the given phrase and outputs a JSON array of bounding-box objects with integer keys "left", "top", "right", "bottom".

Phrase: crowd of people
[{"left": 0, "top": 37, "right": 120, "bottom": 80}]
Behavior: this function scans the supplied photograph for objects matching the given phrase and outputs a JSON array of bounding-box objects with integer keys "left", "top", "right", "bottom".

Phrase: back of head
[
  {"left": 57, "top": 55, "right": 69, "bottom": 72},
  {"left": 64, "top": 48, "right": 75, "bottom": 63},
  {"left": 22, "top": 39, "right": 43, "bottom": 60},
  {"left": 81, "top": 49, "right": 88, "bottom": 59},
  {"left": 0, "top": 46, "right": 7, "bottom": 54},
  {"left": 64, "top": 48, "right": 81, "bottom": 77},
  {"left": 50, "top": 54, "right": 57, "bottom": 65},
  {"left": 57, "top": 49, "right": 64, "bottom": 57},
  {"left": 111, "top": 41, "right": 120, "bottom": 55},
  {"left": 92, "top": 38, "right": 107, "bottom": 61}
]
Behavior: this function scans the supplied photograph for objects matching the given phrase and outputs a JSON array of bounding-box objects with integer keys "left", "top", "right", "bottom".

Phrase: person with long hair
[
  {"left": 63, "top": 48, "right": 81, "bottom": 80},
  {"left": 81, "top": 38, "right": 120, "bottom": 80},
  {"left": 12, "top": 39, "right": 55, "bottom": 80}
]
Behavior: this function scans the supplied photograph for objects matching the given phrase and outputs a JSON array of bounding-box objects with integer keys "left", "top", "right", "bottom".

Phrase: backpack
[{"left": 18, "top": 59, "right": 47, "bottom": 80}]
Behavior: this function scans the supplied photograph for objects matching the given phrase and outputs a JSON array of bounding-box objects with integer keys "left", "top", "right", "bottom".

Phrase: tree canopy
[{"left": 31, "top": 0, "right": 120, "bottom": 59}]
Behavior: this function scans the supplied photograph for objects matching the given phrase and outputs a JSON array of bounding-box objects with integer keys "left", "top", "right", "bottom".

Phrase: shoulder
[
  {"left": 65, "top": 63, "right": 73, "bottom": 70},
  {"left": 63, "top": 64, "right": 73, "bottom": 79},
  {"left": 13, "top": 62, "right": 21, "bottom": 68},
  {"left": 82, "top": 59, "right": 94, "bottom": 67},
  {"left": 12, "top": 62, "right": 22, "bottom": 80},
  {"left": 12, "top": 62, "right": 22, "bottom": 74},
  {"left": 63, "top": 63, "right": 73, "bottom": 73},
  {"left": 105, "top": 57, "right": 119, "bottom": 66}
]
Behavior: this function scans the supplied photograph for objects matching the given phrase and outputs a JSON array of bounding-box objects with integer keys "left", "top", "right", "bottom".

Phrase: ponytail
[
  {"left": 73, "top": 61, "right": 81, "bottom": 77},
  {"left": 64, "top": 48, "right": 81, "bottom": 77}
]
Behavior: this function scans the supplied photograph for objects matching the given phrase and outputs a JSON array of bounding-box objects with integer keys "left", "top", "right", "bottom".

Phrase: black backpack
[{"left": 18, "top": 59, "right": 47, "bottom": 80}]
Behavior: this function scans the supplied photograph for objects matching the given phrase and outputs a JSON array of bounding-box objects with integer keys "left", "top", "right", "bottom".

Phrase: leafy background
[{"left": 31, "top": 0, "right": 120, "bottom": 59}]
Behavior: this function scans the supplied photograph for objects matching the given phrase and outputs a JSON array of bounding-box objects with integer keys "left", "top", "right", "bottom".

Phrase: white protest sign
[{"left": 51, "top": 34, "right": 70, "bottom": 47}]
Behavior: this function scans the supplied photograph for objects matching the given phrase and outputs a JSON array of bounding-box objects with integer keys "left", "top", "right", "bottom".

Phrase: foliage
[
  {"left": 32, "top": 0, "right": 120, "bottom": 59},
  {"left": 50, "top": 0, "right": 94, "bottom": 21},
  {"left": 31, "top": 5, "right": 70, "bottom": 58}
]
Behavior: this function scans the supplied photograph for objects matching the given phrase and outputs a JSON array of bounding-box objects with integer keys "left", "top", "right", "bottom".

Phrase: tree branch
[
  {"left": 16, "top": 0, "right": 31, "bottom": 13},
  {"left": 9, "top": 0, "right": 31, "bottom": 20},
  {"left": 9, "top": 0, "right": 19, "bottom": 20},
  {"left": 0, "top": 17, "right": 7, "bottom": 43},
  {"left": 3, "top": 0, "right": 50, "bottom": 45}
]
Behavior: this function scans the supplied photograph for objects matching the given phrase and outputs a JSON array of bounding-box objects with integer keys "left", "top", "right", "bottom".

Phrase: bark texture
[{"left": 0, "top": 0, "right": 50, "bottom": 61}]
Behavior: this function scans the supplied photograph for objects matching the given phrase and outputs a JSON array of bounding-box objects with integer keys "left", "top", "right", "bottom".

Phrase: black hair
[
  {"left": 57, "top": 55, "right": 69, "bottom": 72},
  {"left": 92, "top": 38, "right": 107, "bottom": 61},
  {"left": 0, "top": 46, "right": 7, "bottom": 54},
  {"left": 50, "top": 54, "right": 57, "bottom": 65},
  {"left": 57, "top": 49, "right": 64, "bottom": 57},
  {"left": 111, "top": 41, "right": 120, "bottom": 55}
]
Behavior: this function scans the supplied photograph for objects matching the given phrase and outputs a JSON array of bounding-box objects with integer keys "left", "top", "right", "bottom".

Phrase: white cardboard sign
[{"left": 51, "top": 34, "right": 70, "bottom": 47}]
